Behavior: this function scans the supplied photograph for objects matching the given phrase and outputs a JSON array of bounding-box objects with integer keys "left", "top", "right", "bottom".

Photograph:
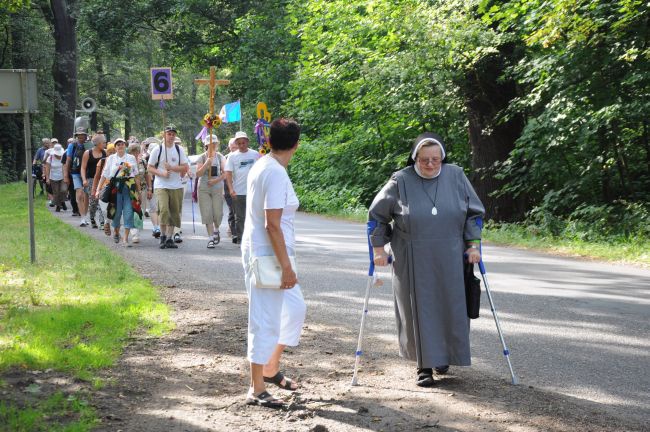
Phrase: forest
[{"left": 1, "top": 0, "right": 648, "bottom": 239}]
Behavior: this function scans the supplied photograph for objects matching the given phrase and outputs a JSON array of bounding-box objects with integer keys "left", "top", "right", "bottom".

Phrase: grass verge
[
  {"left": 482, "top": 221, "right": 650, "bottom": 267},
  {"left": 0, "top": 182, "right": 173, "bottom": 429}
]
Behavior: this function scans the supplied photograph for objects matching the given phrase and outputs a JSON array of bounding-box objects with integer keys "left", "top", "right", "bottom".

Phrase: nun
[{"left": 368, "top": 132, "right": 485, "bottom": 387}]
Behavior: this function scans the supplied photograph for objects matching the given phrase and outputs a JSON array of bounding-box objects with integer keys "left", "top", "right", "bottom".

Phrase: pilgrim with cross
[{"left": 193, "top": 67, "right": 230, "bottom": 247}]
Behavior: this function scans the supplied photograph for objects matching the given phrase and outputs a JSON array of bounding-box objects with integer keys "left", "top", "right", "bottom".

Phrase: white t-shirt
[
  {"left": 224, "top": 149, "right": 260, "bottom": 195},
  {"left": 102, "top": 153, "right": 139, "bottom": 179},
  {"left": 46, "top": 152, "right": 64, "bottom": 181},
  {"left": 242, "top": 155, "right": 300, "bottom": 255},
  {"left": 147, "top": 144, "right": 189, "bottom": 190}
]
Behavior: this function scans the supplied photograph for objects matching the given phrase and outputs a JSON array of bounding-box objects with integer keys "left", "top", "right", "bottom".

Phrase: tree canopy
[{"left": 1, "top": 0, "right": 648, "bottom": 232}]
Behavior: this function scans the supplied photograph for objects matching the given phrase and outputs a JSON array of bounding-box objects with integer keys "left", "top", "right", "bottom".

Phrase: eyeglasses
[{"left": 417, "top": 157, "right": 442, "bottom": 165}]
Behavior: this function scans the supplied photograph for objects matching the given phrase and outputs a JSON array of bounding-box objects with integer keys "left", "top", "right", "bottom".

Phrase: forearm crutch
[
  {"left": 351, "top": 221, "right": 390, "bottom": 386},
  {"left": 476, "top": 217, "right": 519, "bottom": 385}
]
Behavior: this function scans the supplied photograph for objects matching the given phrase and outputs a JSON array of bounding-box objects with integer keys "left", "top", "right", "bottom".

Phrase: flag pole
[{"left": 239, "top": 99, "right": 242, "bottom": 131}]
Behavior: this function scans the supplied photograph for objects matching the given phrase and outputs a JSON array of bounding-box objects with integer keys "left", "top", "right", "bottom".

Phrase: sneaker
[
  {"left": 62, "top": 203, "right": 68, "bottom": 211},
  {"left": 159, "top": 235, "right": 167, "bottom": 249},
  {"left": 173, "top": 233, "right": 182, "bottom": 243},
  {"left": 144, "top": 210, "right": 150, "bottom": 218},
  {"left": 55, "top": 206, "right": 61, "bottom": 212},
  {"left": 72, "top": 212, "right": 80, "bottom": 217},
  {"left": 113, "top": 233, "right": 120, "bottom": 243},
  {"left": 166, "top": 238, "right": 178, "bottom": 249},
  {"left": 80, "top": 219, "right": 88, "bottom": 227},
  {"left": 153, "top": 229, "right": 161, "bottom": 238},
  {"left": 91, "top": 219, "right": 98, "bottom": 229},
  {"left": 124, "top": 238, "right": 132, "bottom": 248},
  {"left": 132, "top": 235, "right": 139, "bottom": 244},
  {"left": 48, "top": 200, "right": 54, "bottom": 207},
  {"left": 214, "top": 232, "right": 220, "bottom": 245},
  {"left": 232, "top": 236, "right": 239, "bottom": 244}
]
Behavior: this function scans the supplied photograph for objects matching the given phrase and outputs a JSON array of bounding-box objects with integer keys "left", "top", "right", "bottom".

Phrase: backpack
[{"left": 70, "top": 143, "right": 85, "bottom": 174}]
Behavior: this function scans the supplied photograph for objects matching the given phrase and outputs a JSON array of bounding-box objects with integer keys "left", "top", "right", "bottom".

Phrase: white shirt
[
  {"left": 46, "top": 152, "right": 64, "bottom": 181},
  {"left": 225, "top": 149, "right": 260, "bottom": 195},
  {"left": 147, "top": 143, "right": 189, "bottom": 190},
  {"left": 242, "top": 155, "right": 299, "bottom": 255},
  {"left": 102, "top": 153, "right": 139, "bottom": 179}
]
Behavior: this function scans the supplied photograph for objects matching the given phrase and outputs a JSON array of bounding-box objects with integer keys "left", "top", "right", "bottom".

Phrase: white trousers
[{"left": 242, "top": 247, "right": 306, "bottom": 365}]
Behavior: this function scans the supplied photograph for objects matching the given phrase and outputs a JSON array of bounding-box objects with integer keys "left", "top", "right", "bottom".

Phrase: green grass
[
  {"left": 483, "top": 222, "right": 650, "bottom": 267},
  {"left": 0, "top": 182, "right": 173, "bottom": 429},
  {"left": 0, "top": 392, "right": 98, "bottom": 432}
]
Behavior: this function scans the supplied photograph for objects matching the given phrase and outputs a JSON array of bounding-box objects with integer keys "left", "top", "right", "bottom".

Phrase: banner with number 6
[{"left": 150, "top": 67, "right": 173, "bottom": 100}]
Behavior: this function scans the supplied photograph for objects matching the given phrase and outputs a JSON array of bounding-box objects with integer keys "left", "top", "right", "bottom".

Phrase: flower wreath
[{"left": 202, "top": 113, "right": 222, "bottom": 129}]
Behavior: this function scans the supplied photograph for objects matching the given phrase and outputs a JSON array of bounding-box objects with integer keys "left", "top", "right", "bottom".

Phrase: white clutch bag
[{"left": 251, "top": 255, "right": 297, "bottom": 289}]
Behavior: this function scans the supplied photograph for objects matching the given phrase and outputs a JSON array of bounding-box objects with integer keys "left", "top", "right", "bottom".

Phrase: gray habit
[{"left": 368, "top": 164, "right": 485, "bottom": 368}]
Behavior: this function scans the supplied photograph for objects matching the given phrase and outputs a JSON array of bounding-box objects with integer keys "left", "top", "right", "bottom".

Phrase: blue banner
[{"left": 219, "top": 100, "right": 241, "bottom": 123}]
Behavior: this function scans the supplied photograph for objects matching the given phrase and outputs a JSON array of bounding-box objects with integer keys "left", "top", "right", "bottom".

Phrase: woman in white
[
  {"left": 96, "top": 138, "right": 140, "bottom": 246},
  {"left": 242, "top": 118, "right": 306, "bottom": 408},
  {"left": 44, "top": 143, "right": 67, "bottom": 211},
  {"left": 195, "top": 135, "right": 227, "bottom": 248}
]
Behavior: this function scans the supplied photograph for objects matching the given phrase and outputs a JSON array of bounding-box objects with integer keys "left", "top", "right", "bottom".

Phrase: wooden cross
[{"left": 194, "top": 66, "right": 230, "bottom": 176}]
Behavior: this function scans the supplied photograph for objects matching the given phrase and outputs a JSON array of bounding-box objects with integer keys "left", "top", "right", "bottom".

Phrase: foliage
[
  {"left": 0, "top": 0, "right": 648, "bottom": 240},
  {"left": 0, "top": 183, "right": 172, "bottom": 374}
]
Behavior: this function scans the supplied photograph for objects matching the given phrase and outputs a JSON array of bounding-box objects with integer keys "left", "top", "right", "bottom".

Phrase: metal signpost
[{"left": 0, "top": 69, "right": 39, "bottom": 263}]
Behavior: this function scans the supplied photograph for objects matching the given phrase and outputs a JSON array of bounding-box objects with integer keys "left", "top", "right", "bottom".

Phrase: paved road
[{"left": 73, "top": 194, "right": 650, "bottom": 423}]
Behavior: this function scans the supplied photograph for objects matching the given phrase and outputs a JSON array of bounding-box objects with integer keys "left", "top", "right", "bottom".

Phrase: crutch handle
[{"left": 367, "top": 221, "right": 392, "bottom": 276}]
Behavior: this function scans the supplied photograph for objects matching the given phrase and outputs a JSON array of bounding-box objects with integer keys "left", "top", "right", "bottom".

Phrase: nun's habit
[{"left": 368, "top": 133, "right": 485, "bottom": 368}]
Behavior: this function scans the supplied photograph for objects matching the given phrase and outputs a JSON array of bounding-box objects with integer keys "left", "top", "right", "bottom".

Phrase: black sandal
[
  {"left": 416, "top": 368, "right": 435, "bottom": 387},
  {"left": 263, "top": 371, "right": 299, "bottom": 391},
  {"left": 246, "top": 390, "right": 284, "bottom": 408}
]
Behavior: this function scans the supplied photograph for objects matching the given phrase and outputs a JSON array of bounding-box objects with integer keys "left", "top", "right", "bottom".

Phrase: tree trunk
[
  {"left": 463, "top": 45, "right": 525, "bottom": 222},
  {"left": 49, "top": 0, "right": 78, "bottom": 143}
]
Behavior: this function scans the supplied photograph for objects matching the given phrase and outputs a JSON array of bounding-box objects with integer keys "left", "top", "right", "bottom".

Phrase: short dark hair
[{"left": 269, "top": 118, "right": 300, "bottom": 151}]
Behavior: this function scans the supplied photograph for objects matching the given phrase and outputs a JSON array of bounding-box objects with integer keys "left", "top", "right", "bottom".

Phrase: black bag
[
  {"left": 464, "top": 262, "right": 481, "bottom": 319},
  {"left": 100, "top": 183, "right": 113, "bottom": 203}
]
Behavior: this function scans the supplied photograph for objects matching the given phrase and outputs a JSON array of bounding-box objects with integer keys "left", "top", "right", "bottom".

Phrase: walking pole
[
  {"left": 351, "top": 220, "right": 390, "bottom": 386},
  {"left": 189, "top": 173, "right": 196, "bottom": 234},
  {"left": 476, "top": 217, "right": 519, "bottom": 385}
]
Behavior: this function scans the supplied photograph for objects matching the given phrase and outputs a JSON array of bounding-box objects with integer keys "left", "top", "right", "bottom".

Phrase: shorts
[
  {"left": 155, "top": 188, "right": 184, "bottom": 228},
  {"left": 72, "top": 173, "right": 83, "bottom": 190}
]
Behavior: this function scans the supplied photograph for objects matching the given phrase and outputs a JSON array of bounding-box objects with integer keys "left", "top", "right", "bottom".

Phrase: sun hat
[
  {"left": 202, "top": 134, "right": 219, "bottom": 146},
  {"left": 52, "top": 143, "right": 64, "bottom": 157},
  {"left": 234, "top": 131, "right": 249, "bottom": 141}
]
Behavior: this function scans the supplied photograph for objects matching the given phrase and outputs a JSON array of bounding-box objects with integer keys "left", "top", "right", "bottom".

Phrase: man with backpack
[
  {"left": 64, "top": 127, "right": 91, "bottom": 226},
  {"left": 147, "top": 125, "right": 189, "bottom": 249}
]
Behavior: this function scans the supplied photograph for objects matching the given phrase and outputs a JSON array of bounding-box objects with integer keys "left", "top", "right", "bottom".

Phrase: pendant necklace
[{"left": 420, "top": 176, "right": 440, "bottom": 216}]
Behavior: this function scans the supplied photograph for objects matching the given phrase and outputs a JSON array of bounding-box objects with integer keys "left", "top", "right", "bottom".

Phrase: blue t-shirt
[{"left": 34, "top": 147, "right": 46, "bottom": 163}]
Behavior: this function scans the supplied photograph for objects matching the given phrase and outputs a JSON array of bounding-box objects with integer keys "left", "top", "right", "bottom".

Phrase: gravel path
[{"left": 42, "top": 196, "right": 649, "bottom": 432}]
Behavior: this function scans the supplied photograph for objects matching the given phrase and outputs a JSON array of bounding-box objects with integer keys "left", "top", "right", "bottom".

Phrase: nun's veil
[{"left": 406, "top": 132, "right": 447, "bottom": 167}]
